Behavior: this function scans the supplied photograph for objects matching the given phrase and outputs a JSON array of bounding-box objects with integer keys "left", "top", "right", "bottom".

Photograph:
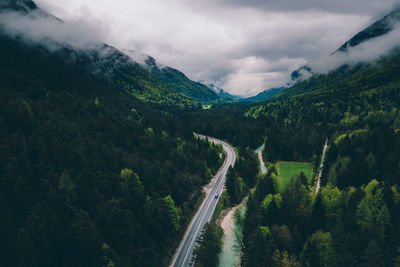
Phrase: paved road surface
[
  {"left": 170, "top": 134, "right": 236, "bottom": 267},
  {"left": 316, "top": 138, "right": 328, "bottom": 193}
]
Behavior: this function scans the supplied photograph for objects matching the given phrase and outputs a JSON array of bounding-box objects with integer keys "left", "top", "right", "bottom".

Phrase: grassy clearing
[{"left": 276, "top": 161, "right": 313, "bottom": 192}]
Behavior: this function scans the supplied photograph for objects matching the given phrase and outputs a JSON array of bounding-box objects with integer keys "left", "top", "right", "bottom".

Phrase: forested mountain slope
[
  {"left": 335, "top": 8, "right": 400, "bottom": 53},
  {"left": 238, "top": 49, "right": 400, "bottom": 266},
  {"left": 0, "top": 0, "right": 223, "bottom": 108},
  {"left": 144, "top": 56, "right": 221, "bottom": 103},
  {"left": 183, "top": 47, "right": 400, "bottom": 266},
  {"left": 0, "top": 30, "right": 224, "bottom": 266}
]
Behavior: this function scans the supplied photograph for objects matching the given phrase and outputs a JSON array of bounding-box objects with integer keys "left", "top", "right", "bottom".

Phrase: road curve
[{"left": 170, "top": 134, "right": 236, "bottom": 267}]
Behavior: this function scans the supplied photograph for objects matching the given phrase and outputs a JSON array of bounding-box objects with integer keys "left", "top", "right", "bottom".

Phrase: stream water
[
  {"left": 255, "top": 144, "right": 267, "bottom": 174},
  {"left": 218, "top": 204, "right": 245, "bottom": 267},
  {"left": 218, "top": 144, "right": 265, "bottom": 266}
]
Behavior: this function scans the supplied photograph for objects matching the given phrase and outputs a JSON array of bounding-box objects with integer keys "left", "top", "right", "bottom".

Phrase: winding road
[{"left": 170, "top": 134, "right": 236, "bottom": 267}]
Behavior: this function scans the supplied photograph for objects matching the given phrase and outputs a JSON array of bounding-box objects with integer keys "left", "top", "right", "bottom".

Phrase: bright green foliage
[
  {"left": 149, "top": 65, "right": 223, "bottom": 103},
  {"left": 357, "top": 180, "right": 391, "bottom": 241},
  {"left": 162, "top": 195, "right": 181, "bottom": 234},
  {"left": 320, "top": 185, "right": 341, "bottom": 222}
]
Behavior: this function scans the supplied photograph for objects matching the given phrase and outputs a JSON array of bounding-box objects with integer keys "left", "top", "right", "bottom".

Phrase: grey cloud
[
  {"left": 187, "top": 0, "right": 398, "bottom": 16},
  {"left": 0, "top": 6, "right": 109, "bottom": 51},
  {"left": 14, "top": 0, "right": 400, "bottom": 96}
]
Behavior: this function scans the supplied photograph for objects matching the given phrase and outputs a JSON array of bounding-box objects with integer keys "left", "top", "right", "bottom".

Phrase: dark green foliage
[
  {"left": 243, "top": 226, "right": 275, "bottom": 267},
  {"left": 0, "top": 33, "right": 225, "bottom": 266},
  {"left": 310, "top": 193, "right": 326, "bottom": 232},
  {"left": 148, "top": 64, "right": 222, "bottom": 103},
  {"left": 223, "top": 149, "right": 258, "bottom": 204},
  {"left": 240, "top": 87, "right": 286, "bottom": 103},
  {"left": 192, "top": 222, "right": 223, "bottom": 267},
  {"left": 239, "top": 50, "right": 400, "bottom": 266},
  {"left": 300, "top": 231, "right": 334, "bottom": 267}
]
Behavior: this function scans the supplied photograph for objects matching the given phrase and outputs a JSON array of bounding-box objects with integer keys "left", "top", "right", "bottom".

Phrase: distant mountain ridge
[
  {"left": 201, "top": 82, "right": 242, "bottom": 101},
  {"left": 143, "top": 57, "right": 222, "bottom": 103},
  {"left": 288, "top": 8, "right": 400, "bottom": 88},
  {"left": 0, "top": 0, "right": 224, "bottom": 106},
  {"left": 0, "top": 0, "right": 37, "bottom": 12},
  {"left": 240, "top": 87, "right": 287, "bottom": 102},
  {"left": 334, "top": 8, "right": 400, "bottom": 54}
]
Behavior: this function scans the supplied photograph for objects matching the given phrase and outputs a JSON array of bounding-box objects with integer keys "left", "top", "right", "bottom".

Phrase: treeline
[
  {"left": 225, "top": 148, "right": 259, "bottom": 204},
  {"left": 0, "top": 34, "right": 224, "bottom": 266},
  {"left": 246, "top": 48, "right": 400, "bottom": 163},
  {"left": 242, "top": 169, "right": 400, "bottom": 266},
  {"left": 182, "top": 104, "right": 268, "bottom": 150},
  {"left": 193, "top": 222, "right": 224, "bottom": 267},
  {"left": 238, "top": 49, "right": 400, "bottom": 266}
]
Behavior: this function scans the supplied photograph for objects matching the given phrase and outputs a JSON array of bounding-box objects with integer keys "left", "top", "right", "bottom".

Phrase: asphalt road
[
  {"left": 316, "top": 138, "right": 328, "bottom": 193},
  {"left": 170, "top": 134, "right": 236, "bottom": 267}
]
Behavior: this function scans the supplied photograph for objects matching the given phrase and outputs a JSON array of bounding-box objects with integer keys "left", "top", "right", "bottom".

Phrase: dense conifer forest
[
  {"left": 2, "top": 1, "right": 400, "bottom": 267},
  {"left": 186, "top": 50, "right": 400, "bottom": 266},
  {"left": 0, "top": 33, "right": 225, "bottom": 266}
]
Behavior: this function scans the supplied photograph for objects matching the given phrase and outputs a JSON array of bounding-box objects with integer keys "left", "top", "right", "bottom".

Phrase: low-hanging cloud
[
  {"left": 0, "top": 7, "right": 108, "bottom": 51},
  {"left": 4, "top": 0, "right": 400, "bottom": 96},
  {"left": 311, "top": 19, "right": 400, "bottom": 74}
]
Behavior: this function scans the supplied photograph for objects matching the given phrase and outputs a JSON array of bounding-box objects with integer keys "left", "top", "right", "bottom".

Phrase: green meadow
[{"left": 276, "top": 161, "right": 313, "bottom": 191}]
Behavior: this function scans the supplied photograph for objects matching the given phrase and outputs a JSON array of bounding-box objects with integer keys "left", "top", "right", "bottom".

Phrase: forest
[
  {"left": 0, "top": 33, "right": 226, "bottom": 266},
  {"left": 2, "top": 1, "right": 400, "bottom": 266},
  {"left": 188, "top": 49, "right": 400, "bottom": 266}
]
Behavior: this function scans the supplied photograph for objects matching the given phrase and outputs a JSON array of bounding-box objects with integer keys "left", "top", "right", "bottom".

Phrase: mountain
[
  {"left": 0, "top": 6, "right": 226, "bottom": 267},
  {"left": 289, "top": 9, "right": 400, "bottom": 86},
  {"left": 0, "top": 1, "right": 221, "bottom": 107},
  {"left": 240, "top": 87, "right": 287, "bottom": 102},
  {"left": 334, "top": 8, "right": 400, "bottom": 54},
  {"left": 78, "top": 45, "right": 200, "bottom": 109},
  {"left": 143, "top": 56, "right": 221, "bottom": 103},
  {"left": 122, "top": 50, "right": 228, "bottom": 103},
  {"left": 237, "top": 47, "right": 400, "bottom": 267},
  {"left": 202, "top": 82, "right": 242, "bottom": 101},
  {"left": 0, "top": 0, "right": 37, "bottom": 12}
]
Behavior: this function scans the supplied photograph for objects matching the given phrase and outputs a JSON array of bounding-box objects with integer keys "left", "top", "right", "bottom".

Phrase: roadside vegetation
[{"left": 0, "top": 33, "right": 226, "bottom": 267}]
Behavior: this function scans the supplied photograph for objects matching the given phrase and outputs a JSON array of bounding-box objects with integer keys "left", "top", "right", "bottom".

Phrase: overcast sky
[{"left": 33, "top": 0, "right": 399, "bottom": 96}]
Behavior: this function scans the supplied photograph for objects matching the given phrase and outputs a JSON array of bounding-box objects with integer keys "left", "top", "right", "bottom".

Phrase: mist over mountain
[
  {"left": 286, "top": 7, "right": 400, "bottom": 91},
  {"left": 240, "top": 87, "right": 287, "bottom": 102},
  {"left": 1, "top": 1, "right": 400, "bottom": 267},
  {"left": 0, "top": 1, "right": 222, "bottom": 105},
  {"left": 335, "top": 8, "right": 400, "bottom": 53},
  {"left": 0, "top": 0, "right": 37, "bottom": 12}
]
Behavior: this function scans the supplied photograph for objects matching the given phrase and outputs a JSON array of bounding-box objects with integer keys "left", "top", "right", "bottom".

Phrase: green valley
[{"left": 1, "top": 1, "right": 400, "bottom": 267}]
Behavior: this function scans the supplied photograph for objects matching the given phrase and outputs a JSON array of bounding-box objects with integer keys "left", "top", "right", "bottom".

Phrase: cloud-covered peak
[
  {"left": 0, "top": 0, "right": 38, "bottom": 13},
  {"left": 9, "top": 0, "right": 400, "bottom": 96}
]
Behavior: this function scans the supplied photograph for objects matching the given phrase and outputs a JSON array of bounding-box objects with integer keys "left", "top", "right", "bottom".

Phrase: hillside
[
  {"left": 144, "top": 56, "right": 223, "bottom": 103},
  {"left": 2, "top": 1, "right": 400, "bottom": 267},
  {"left": 0, "top": 23, "right": 226, "bottom": 267},
  {"left": 186, "top": 47, "right": 400, "bottom": 266},
  {"left": 240, "top": 87, "right": 286, "bottom": 102},
  {"left": 0, "top": 1, "right": 222, "bottom": 108},
  {"left": 335, "top": 9, "right": 400, "bottom": 53},
  {"left": 239, "top": 49, "right": 400, "bottom": 267}
]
